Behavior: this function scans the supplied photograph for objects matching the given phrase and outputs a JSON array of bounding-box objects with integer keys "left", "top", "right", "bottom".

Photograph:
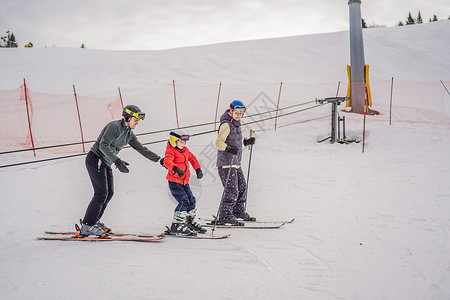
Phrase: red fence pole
[
  {"left": 23, "top": 78, "right": 36, "bottom": 156},
  {"left": 362, "top": 86, "right": 368, "bottom": 153},
  {"left": 118, "top": 87, "right": 124, "bottom": 109},
  {"left": 214, "top": 82, "right": 222, "bottom": 131},
  {"left": 73, "top": 84, "right": 86, "bottom": 153},
  {"left": 389, "top": 77, "right": 394, "bottom": 125},
  {"left": 172, "top": 80, "right": 180, "bottom": 128},
  {"left": 274, "top": 82, "right": 283, "bottom": 131}
]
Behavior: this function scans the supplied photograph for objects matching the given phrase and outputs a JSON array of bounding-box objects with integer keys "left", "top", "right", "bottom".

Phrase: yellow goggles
[{"left": 125, "top": 108, "right": 145, "bottom": 120}]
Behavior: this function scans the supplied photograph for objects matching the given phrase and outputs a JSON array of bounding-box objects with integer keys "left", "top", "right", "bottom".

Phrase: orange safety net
[{"left": 0, "top": 85, "right": 122, "bottom": 154}]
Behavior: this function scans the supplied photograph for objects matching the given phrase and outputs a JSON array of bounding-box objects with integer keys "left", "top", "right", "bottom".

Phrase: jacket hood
[{"left": 220, "top": 110, "right": 241, "bottom": 127}]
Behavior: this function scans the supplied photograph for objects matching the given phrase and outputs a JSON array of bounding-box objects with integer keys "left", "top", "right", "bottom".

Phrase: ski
[
  {"left": 165, "top": 233, "right": 231, "bottom": 239},
  {"left": 201, "top": 222, "right": 285, "bottom": 229},
  {"left": 163, "top": 226, "right": 230, "bottom": 239},
  {"left": 37, "top": 235, "right": 165, "bottom": 242},
  {"left": 198, "top": 216, "right": 295, "bottom": 224},
  {"left": 44, "top": 231, "right": 163, "bottom": 239}
]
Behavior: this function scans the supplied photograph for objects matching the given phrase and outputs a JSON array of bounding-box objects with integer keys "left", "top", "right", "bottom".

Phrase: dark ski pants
[
  {"left": 82, "top": 151, "right": 114, "bottom": 226},
  {"left": 168, "top": 181, "right": 196, "bottom": 212},
  {"left": 217, "top": 166, "right": 247, "bottom": 220}
]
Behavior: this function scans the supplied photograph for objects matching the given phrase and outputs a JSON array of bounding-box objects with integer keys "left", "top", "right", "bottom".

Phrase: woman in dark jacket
[{"left": 215, "top": 100, "right": 256, "bottom": 225}]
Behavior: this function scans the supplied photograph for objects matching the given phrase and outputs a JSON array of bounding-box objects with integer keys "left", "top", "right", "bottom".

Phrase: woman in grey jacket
[{"left": 80, "top": 105, "right": 163, "bottom": 237}]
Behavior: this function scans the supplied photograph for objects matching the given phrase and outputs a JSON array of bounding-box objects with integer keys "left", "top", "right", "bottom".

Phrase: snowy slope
[{"left": 1, "top": 21, "right": 450, "bottom": 300}]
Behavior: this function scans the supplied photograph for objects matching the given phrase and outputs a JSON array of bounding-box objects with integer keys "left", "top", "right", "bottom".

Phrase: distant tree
[
  {"left": 81, "top": 43, "right": 85, "bottom": 48},
  {"left": 417, "top": 11, "right": 423, "bottom": 24},
  {"left": 398, "top": 21, "right": 404, "bottom": 26},
  {"left": 367, "top": 21, "right": 386, "bottom": 28},
  {"left": 0, "top": 31, "right": 19, "bottom": 48},
  {"left": 406, "top": 12, "right": 415, "bottom": 25},
  {"left": 361, "top": 18, "right": 367, "bottom": 28},
  {"left": 432, "top": 15, "right": 438, "bottom": 21}
]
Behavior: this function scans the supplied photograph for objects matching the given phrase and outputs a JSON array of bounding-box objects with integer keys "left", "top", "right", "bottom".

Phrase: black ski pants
[
  {"left": 82, "top": 151, "right": 114, "bottom": 226},
  {"left": 217, "top": 166, "right": 247, "bottom": 220}
]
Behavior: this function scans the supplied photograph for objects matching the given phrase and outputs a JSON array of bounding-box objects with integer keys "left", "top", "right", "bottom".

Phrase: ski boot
[
  {"left": 96, "top": 221, "right": 112, "bottom": 233},
  {"left": 79, "top": 218, "right": 112, "bottom": 233},
  {"left": 186, "top": 209, "right": 207, "bottom": 234},
  {"left": 235, "top": 211, "right": 256, "bottom": 222},
  {"left": 77, "top": 223, "right": 108, "bottom": 237},
  {"left": 164, "top": 211, "right": 197, "bottom": 236},
  {"left": 209, "top": 215, "right": 244, "bottom": 226}
]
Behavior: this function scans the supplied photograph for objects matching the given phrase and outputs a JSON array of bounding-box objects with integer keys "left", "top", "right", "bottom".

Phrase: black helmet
[{"left": 122, "top": 105, "right": 145, "bottom": 121}]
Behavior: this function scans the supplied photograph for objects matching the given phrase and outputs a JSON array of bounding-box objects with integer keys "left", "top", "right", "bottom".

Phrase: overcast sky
[{"left": 0, "top": 0, "right": 447, "bottom": 50}]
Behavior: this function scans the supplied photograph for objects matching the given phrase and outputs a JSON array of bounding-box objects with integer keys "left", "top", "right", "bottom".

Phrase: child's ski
[
  {"left": 163, "top": 226, "right": 230, "bottom": 239},
  {"left": 199, "top": 216, "right": 295, "bottom": 224},
  {"left": 165, "top": 233, "right": 231, "bottom": 239}
]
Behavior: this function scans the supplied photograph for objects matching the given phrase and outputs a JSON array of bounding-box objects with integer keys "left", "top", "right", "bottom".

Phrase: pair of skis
[
  {"left": 38, "top": 224, "right": 229, "bottom": 242},
  {"left": 38, "top": 217, "right": 294, "bottom": 242}
]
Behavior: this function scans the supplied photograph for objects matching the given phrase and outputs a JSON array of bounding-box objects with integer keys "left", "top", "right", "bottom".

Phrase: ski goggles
[
  {"left": 125, "top": 108, "right": 146, "bottom": 120},
  {"left": 232, "top": 106, "right": 246, "bottom": 114},
  {"left": 170, "top": 132, "right": 190, "bottom": 141}
]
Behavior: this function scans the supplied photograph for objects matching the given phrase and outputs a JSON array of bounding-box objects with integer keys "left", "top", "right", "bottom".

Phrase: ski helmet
[
  {"left": 229, "top": 100, "right": 246, "bottom": 114},
  {"left": 122, "top": 105, "right": 145, "bottom": 122},
  {"left": 169, "top": 129, "right": 189, "bottom": 147}
]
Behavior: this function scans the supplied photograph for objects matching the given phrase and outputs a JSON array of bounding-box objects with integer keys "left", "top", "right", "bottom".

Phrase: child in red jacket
[{"left": 163, "top": 129, "right": 205, "bottom": 235}]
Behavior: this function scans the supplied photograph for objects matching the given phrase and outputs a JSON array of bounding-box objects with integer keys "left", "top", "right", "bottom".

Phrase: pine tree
[
  {"left": 417, "top": 11, "right": 423, "bottom": 24},
  {"left": 81, "top": 43, "right": 85, "bottom": 48},
  {"left": 406, "top": 12, "right": 415, "bottom": 25},
  {"left": 398, "top": 21, "right": 404, "bottom": 26},
  {"left": 432, "top": 15, "right": 438, "bottom": 21},
  {"left": 361, "top": 18, "right": 367, "bottom": 28},
  {"left": 0, "top": 31, "right": 19, "bottom": 48}
]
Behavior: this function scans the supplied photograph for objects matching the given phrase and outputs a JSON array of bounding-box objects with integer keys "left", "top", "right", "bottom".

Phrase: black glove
[
  {"left": 243, "top": 137, "right": 256, "bottom": 146},
  {"left": 225, "top": 145, "right": 239, "bottom": 155},
  {"left": 114, "top": 158, "right": 129, "bottom": 173},
  {"left": 195, "top": 169, "right": 203, "bottom": 179},
  {"left": 159, "top": 157, "right": 167, "bottom": 169},
  {"left": 173, "top": 166, "right": 184, "bottom": 177}
]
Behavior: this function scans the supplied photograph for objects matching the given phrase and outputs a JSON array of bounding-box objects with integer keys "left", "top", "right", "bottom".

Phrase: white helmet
[{"left": 169, "top": 129, "right": 189, "bottom": 147}]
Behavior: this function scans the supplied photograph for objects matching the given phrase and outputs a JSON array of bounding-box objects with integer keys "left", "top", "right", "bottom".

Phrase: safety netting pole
[
  {"left": 389, "top": 77, "right": 394, "bottom": 125},
  {"left": 214, "top": 82, "right": 222, "bottom": 131},
  {"left": 118, "top": 87, "right": 124, "bottom": 109},
  {"left": 23, "top": 78, "right": 36, "bottom": 156},
  {"left": 362, "top": 86, "right": 368, "bottom": 153},
  {"left": 274, "top": 82, "right": 283, "bottom": 131},
  {"left": 172, "top": 80, "right": 180, "bottom": 128},
  {"left": 73, "top": 84, "right": 86, "bottom": 153}
]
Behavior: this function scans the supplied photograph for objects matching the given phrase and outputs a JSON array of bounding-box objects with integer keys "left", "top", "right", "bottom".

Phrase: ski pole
[
  {"left": 212, "top": 155, "right": 235, "bottom": 233},
  {"left": 244, "top": 134, "right": 254, "bottom": 212}
]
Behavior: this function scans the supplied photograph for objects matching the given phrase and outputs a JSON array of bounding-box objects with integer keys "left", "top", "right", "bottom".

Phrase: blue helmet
[{"left": 230, "top": 100, "right": 246, "bottom": 114}]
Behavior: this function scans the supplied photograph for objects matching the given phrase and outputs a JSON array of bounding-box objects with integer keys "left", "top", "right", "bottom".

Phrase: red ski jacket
[{"left": 164, "top": 142, "right": 201, "bottom": 185}]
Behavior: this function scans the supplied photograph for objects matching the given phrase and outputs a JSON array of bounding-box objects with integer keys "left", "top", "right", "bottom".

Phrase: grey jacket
[{"left": 91, "top": 119, "right": 160, "bottom": 166}]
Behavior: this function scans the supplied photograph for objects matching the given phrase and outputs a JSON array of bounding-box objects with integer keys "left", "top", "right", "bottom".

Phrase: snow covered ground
[{"left": 1, "top": 21, "right": 449, "bottom": 299}]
